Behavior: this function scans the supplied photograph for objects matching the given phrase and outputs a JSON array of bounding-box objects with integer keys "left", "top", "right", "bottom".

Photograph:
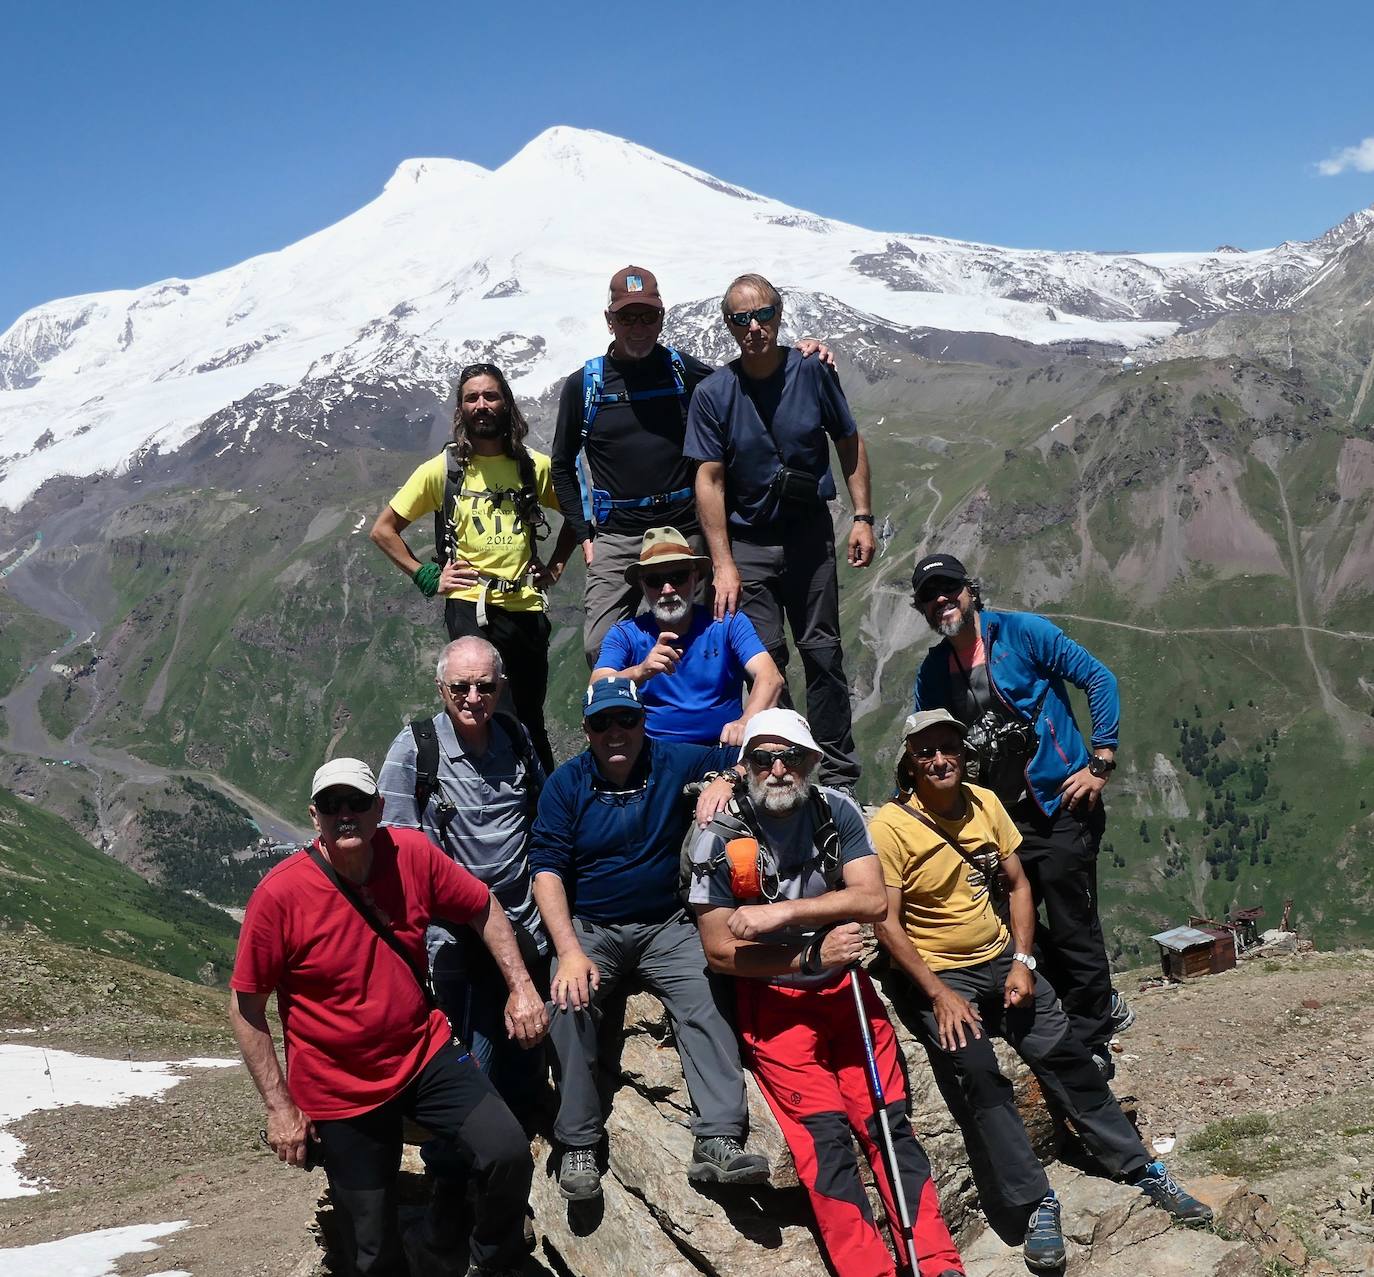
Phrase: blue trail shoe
[
  {"left": 1023, "top": 1189, "right": 1066, "bottom": 1270},
  {"left": 1131, "top": 1160, "right": 1214, "bottom": 1225}
]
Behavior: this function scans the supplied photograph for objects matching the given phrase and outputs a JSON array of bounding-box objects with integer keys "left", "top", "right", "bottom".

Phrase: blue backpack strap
[
  {"left": 581, "top": 356, "right": 605, "bottom": 445},
  {"left": 664, "top": 346, "right": 687, "bottom": 397}
]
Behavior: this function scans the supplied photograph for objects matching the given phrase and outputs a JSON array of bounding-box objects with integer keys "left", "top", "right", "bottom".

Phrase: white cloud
[{"left": 1317, "top": 137, "right": 1374, "bottom": 176}]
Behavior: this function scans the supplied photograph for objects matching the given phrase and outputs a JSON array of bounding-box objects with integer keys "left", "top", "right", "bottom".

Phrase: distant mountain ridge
[{"left": 1, "top": 125, "right": 1371, "bottom": 509}]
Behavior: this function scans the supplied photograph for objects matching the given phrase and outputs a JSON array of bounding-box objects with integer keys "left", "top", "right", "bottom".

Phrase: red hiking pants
[{"left": 736, "top": 971, "right": 963, "bottom": 1277}]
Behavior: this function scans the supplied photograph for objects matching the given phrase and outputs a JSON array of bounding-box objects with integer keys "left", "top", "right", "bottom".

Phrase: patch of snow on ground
[
  {"left": 0, "top": 1220, "right": 187, "bottom": 1276},
  {"left": 0, "top": 1046, "right": 237, "bottom": 1197}
]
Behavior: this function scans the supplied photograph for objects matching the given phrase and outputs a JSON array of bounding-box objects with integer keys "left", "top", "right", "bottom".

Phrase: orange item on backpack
[{"left": 724, "top": 837, "right": 762, "bottom": 898}]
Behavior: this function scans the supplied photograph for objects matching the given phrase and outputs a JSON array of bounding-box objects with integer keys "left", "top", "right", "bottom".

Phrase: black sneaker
[
  {"left": 1092, "top": 1047, "right": 1116, "bottom": 1081},
  {"left": 557, "top": 1146, "right": 601, "bottom": 1201},
  {"left": 1022, "top": 1190, "right": 1066, "bottom": 1270},
  {"left": 687, "top": 1135, "right": 770, "bottom": 1185},
  {"left": 1132, "top": 1160, "right": 1213, "bottom": 1225},
  {"left": 1109, "top": 990, "right": 1137, "bottom": 1034}
]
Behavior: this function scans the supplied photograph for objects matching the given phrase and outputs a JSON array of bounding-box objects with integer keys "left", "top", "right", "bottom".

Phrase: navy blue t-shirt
[{"left": 684, "top": 346, "right": 858, "bottom": 534}]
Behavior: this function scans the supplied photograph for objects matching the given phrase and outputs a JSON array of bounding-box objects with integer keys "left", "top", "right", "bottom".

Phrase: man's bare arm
[
  {"left": 229, "top": 989, "right": 313, "bottom": 1167},
  {"left": 369, "top": 506, "right": 423, "bottom": 576},
  {"left": 470, "top": 897, "right": 547, "bottom": 1046},
  {"left": 694, "top": 461, "right": 739, "bottom": 619},
  {"left": 834, "top": 435, "right": 875, "bottom": 568},
  {"left": 533, "top": 871, "right": 598, "bottom": 1012}
]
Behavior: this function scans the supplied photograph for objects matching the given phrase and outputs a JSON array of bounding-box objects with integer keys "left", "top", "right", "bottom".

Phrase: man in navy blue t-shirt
[
  {"left": 592, "top": 526, "right": 783, "bottom": 745},
  {"left": 685, "top": 273, "right": 875, "bottom": 791}
]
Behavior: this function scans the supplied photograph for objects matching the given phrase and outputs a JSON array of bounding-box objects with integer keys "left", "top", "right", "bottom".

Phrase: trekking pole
[{"left": 848, "top": 968, "right": 921, "bottom": 1273}]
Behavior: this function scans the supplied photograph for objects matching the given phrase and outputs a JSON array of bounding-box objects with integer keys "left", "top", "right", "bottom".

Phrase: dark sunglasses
[
  {"left": 910, "top": 742, "right": 965, "bottom": 760},
  {"left": 446, "top": 680, "right": 500, "bottom": 698},
  {"left": 642, "top": 569, "right": 693, "bottom": 590},
  {"left": 586, "top": 710, "right": 644, "bottom": 732},
  {"left": 744, "top": 745, "right": 811, "bottom": 771},
  {"left": 459, "top": 362, "right": 502, "bottom": 383},
  {"left": 725, "top": 305, "right": 779, "bottom": 329},
  {"left": 314, "top": 790, "right": 375, "bottom": 815},
  {"left": 613, "top": 310, "right": 662, "bottom": 327},
  {"left": 916, "top": 578, "right": 966, "bottom": 605}
]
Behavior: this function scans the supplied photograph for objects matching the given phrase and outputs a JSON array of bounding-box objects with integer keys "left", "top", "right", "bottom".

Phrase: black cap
[{"left": 911, "top": 553, "right": 970, "bottom": 595}]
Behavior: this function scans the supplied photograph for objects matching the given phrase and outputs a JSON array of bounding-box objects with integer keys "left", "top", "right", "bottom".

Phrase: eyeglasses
[
  {"left": 314, "top": 790, "right": 375, "bottom": 815},
  {"left": 446, "top": 680, "right": 500, "bottom": 698},
  {"left": 910, "top": 742, "right": 965, "bottom": 760},
  {"left": 915, "top": 578, "right": 965, "bottom": 606},
  {"left": 641, "top": 569, "right": 693, "bottom": 590},
  {"left": 586, "top": 710, "right": 644, "bottom": 732},
  {"left": 613, "top": 310, "right": 662, "bottom": 327},
  {"left": 459, "top": 362, "right": 501, "bottom": 383},
  {"left": 744, "top": 745, "right": 811, "bottom": 771},
  {"left": 725, "top": 305, "right": 779, "bottom": 329}
]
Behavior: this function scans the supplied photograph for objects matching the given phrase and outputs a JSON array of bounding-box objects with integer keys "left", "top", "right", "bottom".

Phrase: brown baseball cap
[{"left": 607, "top": 265, "right": 664, "bottom": 313}]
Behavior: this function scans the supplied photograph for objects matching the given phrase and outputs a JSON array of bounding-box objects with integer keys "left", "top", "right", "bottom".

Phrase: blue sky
[{"left": 4, "top": 0, "right": 1373, "bottom": 329}]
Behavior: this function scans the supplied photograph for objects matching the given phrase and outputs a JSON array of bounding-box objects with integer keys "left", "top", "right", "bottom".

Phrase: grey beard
[
  {"left": 937, "top": 611, "right": 969, "bottom": 639},
  {"left": 652, "top": 595, "right": 692, "bottom": 627},
  {"left": 747, "top": 772, "right": 812, "bottom": 816}
]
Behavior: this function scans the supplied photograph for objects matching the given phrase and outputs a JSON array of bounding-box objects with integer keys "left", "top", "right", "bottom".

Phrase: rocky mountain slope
[{"left": 0, "top": 131, "right": 1370, "bottom": 958}]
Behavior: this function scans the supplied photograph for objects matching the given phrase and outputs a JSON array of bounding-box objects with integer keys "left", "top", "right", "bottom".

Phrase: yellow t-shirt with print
[
  {"left": 388, "top": 449, "right": 560, "bottom": 613},
  {"left": 870, "top": 783, "right": 1022, "bottom": 972}
]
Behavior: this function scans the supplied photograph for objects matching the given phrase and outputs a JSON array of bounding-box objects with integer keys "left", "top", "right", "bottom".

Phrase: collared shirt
[
  {"left": 377, "top": 711, "right": 546, "bottom": 953},
  {"left": 528, "top": 738, "right": 737, "bottom": 924}
]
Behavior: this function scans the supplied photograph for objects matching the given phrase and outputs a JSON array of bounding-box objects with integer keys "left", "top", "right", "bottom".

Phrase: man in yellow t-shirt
[
  {"left": 872, "top": 709, "right": 1211, "bottom": 1271},
  {"left": 371, "top": 363, "right": 576, "bottom": 772}
]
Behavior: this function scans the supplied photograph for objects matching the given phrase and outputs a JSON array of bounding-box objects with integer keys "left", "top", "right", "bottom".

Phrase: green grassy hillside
[{"left": 0, "top": 784, "right": 240, "bottom": 983}]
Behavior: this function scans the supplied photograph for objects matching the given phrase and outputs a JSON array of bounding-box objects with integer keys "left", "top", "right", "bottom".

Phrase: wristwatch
[
  {"left": 1012, "top": 952, "right": 1037, "bottom": 971},
  {"left": 1088, "top": 755, "right": 1117, "bottom": 778},
  {"left": 852, "top": 514, "right": 875, "bottom": 525}
]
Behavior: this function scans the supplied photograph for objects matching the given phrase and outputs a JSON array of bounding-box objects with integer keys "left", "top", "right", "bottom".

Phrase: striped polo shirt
[{"left": 377, "top": 711, "right": 547, "bottom": 954}]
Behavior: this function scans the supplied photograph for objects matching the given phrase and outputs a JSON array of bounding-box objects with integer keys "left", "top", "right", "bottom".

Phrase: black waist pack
[{"left": 773, "top": 466, "right": 822, "bottom": 504}]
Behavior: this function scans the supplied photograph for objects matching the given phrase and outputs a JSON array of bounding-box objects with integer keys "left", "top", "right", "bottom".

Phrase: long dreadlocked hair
[{"left": 451, "top": 362, "right": 533, "bottom": 470}]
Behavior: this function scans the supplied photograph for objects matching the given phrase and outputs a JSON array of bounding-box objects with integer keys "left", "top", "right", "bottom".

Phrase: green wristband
[{"left": 412, "top": 562, "right": 441, "bottom": 597}]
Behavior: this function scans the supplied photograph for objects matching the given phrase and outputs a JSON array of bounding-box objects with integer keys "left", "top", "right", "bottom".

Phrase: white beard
[
  {"left": 748, "top": 771, "right": 812, "bottom": 816},
  {"left": 652, "top": 594, "right": 692, "bottom": 627}
]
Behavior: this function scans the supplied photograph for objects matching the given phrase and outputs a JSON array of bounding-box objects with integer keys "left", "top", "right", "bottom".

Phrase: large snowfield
[{"left": 0, "top": 1219, "right": 189, "bottom": 1276}]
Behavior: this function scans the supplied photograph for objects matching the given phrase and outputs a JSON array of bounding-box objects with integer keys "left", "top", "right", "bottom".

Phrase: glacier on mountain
[{"left": 0, "top": 126, "right": 1365, "bottom": 510}]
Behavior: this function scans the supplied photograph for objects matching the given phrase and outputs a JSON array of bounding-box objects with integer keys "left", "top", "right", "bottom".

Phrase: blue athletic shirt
[
  {"left": 595, "top": 606, "right": 766, "bottom": 745},
  {"left": 683, "top": 346, "right": 858, "bottom": 534}
]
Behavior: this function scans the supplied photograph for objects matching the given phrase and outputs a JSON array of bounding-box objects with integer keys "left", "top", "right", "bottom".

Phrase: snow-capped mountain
[{"left": 0, "top": 126, "right": 1368, "bottom": 510}]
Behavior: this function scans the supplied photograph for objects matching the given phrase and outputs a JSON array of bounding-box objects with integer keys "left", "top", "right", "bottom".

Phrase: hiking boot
[
  {"left": 557, "top": 1147, "right": 601, "bottom": 1201},
  {"left": 1131, "top": 1160, "right": 1213, "bottom": 1225},
  {"left": 1109, "top": 990, "right": 1137, "bottom": 1034},
  {"left": 687, "top": 1135, "right": 770, "bottom": 1185},
  {"left": 1092, "top": 1047, "right": 1116, "bottom": 1081},
  {"left": 1022, "top": 1190, "right": 1066, "bottom": 1270}
]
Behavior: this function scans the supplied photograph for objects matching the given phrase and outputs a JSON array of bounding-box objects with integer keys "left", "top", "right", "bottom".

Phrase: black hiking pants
[
  {"left": 445, "top": 599, "right": 554, "bottom": 774},
  {"left": 313, "top": 1041, "right": 531, "bottom": 1275},
  {"left": 1011, "top": 797, "right": 1114, "bottom": 1055}
]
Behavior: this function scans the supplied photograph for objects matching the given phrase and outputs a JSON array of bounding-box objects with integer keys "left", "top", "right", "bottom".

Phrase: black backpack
[
  {"left": 431, "top": 443, "right": 549, "bottom": 572},
  {"left": 410, "top": 713, "right": 541, "bottom": 837}
]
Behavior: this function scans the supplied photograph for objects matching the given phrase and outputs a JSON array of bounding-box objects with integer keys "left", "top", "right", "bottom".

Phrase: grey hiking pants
[
  {"left": 548, "top": 911, "right": 748, "bottom": 1148},
  {"left": 896, "top": 947, "right": 1147, "bottom": 1209}
]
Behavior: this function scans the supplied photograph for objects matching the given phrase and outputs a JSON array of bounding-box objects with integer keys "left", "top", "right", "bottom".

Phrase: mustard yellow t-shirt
[
  {"left": 389, "top": 449, "right": 559, "bottom": 612},
  {"left": 870, "top": 783, "right": 1022, "bottom": 972}
]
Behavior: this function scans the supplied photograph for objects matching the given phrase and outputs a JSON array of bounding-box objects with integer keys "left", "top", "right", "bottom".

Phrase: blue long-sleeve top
[
  {"left": 528, "top": 738, "right": 737, "bottom": 924},
  {"left": 913, "top": 608, "right": 1120, "bottom": 817}
]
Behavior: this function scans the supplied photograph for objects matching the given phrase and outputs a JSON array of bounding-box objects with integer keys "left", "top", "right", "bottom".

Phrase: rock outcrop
[{"left": 312, "top": 975, "right": 1311, "bottom": 1275}]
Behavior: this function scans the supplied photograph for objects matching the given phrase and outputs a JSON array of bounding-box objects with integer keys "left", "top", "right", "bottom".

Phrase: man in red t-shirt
[{"left": 230, "top": 757, "right": 546, "bottom": 1276}]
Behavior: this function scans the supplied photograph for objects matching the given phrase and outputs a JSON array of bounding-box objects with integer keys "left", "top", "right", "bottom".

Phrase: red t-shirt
[{"left": 231, "top": 826, "right": 490, "bottom": 1119}]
